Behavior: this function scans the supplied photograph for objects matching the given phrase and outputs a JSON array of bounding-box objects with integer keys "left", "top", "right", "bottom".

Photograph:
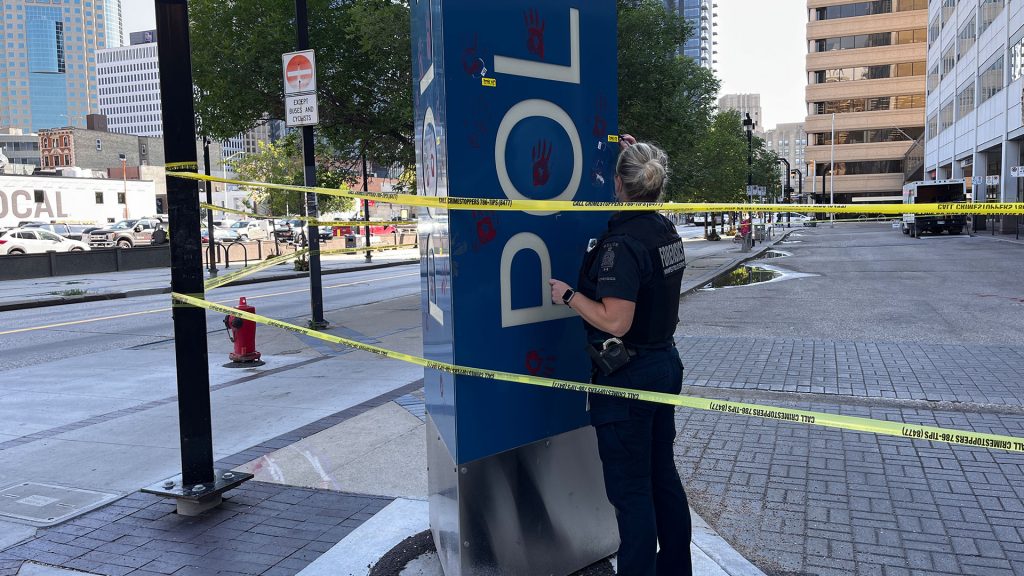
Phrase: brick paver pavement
[{"left": 674, "top": 335, "right": 1024, "bottom": 576}]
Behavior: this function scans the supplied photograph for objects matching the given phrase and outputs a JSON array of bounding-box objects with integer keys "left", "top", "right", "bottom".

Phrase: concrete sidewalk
[
  {"left": 0, "top": 227, "right": 790, "bottom": 575},
  {"left": 0, "top": 248, "right": 421, "bottom": 312}
]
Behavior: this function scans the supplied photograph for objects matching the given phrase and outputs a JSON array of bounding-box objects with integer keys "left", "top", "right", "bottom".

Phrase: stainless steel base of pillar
[{"left": 427, "top": 416, "right": 618, "bottom": 576}]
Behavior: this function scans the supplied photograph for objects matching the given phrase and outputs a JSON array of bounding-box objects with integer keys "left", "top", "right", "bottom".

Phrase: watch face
[{"left": 562, "top": 288, "right": 574, "bottom": 303}]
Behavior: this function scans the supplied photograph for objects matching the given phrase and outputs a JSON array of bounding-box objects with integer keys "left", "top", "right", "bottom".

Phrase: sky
[
  {"left": 121, "top": 1, "right": 808, "bottom": 130},
  {"left": 715, "top": 1, "right": 808, "bottom": 130}
]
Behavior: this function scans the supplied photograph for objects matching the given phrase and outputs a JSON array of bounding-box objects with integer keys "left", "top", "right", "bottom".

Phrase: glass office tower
[
  {"left": 664, "top": 0, "right": 718, "bottom": 71},
  {"left": 0, "top": 0, "right": 108, "bottom": 132}
]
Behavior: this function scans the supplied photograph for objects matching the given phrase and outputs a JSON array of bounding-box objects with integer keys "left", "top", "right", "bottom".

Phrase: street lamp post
[
  {"left": 777, "top": 157, "right": 791, "bottom": 228},
  {"left": 203, "top": 139, "right": 217, "bottom": 277},
  {"left": 790, "top": 168, "right": 803, "bottom": 228},
  {"left": 119, "top": 153, "right": 128, "bottom": 219},
  {"left": 743, "top": 113, "right": 755, "bottom": 249},
  {"left": 830, "top": 112, "right": 836, "bottom": 228}
]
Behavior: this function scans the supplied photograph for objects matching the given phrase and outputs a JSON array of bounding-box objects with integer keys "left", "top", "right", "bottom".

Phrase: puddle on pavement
[
  {"left": 701, "top": 265, "right": 781, "bottom": 290},
  {"left": 758, "top": 250, "right": 791, "bottom": 259},
  {"left": 780, "top": 240, "right": 802, "bottom": 244}
]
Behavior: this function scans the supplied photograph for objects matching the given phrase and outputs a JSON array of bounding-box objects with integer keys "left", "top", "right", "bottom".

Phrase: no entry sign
[{"left": 282, "top": 50, "right": 317, "bottom": 95}]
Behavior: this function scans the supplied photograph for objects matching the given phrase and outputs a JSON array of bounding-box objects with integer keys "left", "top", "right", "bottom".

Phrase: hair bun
[
  {"left": 641, "top": 160, "right": 667, "bottom": 193},
  {"left": 615, "top": 141, "right": 669, "bottom": 201}
]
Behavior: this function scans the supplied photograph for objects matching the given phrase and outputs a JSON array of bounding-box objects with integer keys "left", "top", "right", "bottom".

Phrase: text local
[{"left": 0, "top": 189, "right": 69, "bottom": 220}]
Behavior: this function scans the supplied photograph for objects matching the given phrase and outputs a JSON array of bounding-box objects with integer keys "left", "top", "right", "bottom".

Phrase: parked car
[
  {"left": 87, "top": 217, "right": 168, "bottom": 248},
  {"left": 773, "top": 212, "right": 813, "bottom": 224},
  {"left": 290, "top": 220, "right": 333, "bottom": 244},
  {"left": 272, "top": 219, "right": 293, "bottom": 241},
  {"left": 228, "top": 220, "right": 271, "bottom": 241},
  {"left": 0, "top": 228, "right": 91, "bottom": 255},
  {"left": 23, "top": 222, "right": 99, "bottom": 242},
  {"left": 200, "top": 228, "right": 241, "bottom": 244}
]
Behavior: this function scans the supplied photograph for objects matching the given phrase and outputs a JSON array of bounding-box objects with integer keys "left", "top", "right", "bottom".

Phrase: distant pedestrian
[{"left": 550, "top": 134, "right": 691, "bottom": 576}]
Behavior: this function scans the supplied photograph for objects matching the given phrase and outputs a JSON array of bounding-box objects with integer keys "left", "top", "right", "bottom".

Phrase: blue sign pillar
[{"left": 413, "top": 1, "right": 619, "bottom": 573}]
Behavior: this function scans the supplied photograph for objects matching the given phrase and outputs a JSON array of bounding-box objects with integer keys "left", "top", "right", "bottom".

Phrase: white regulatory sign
[
  {"left": 1010, "top": 166, "right": 1024, "bottom": 178},
  {"left": 282, "top": 50, "right": 317, "bottom": 96},
  {"left": 282, "top": 50, "right": 319, "bottom": 127},
  {"left": 286, "top": 94, "right": 319, "bottom": 127}
]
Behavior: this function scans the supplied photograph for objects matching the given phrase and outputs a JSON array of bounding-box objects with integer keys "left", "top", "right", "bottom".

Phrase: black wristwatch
[{"left": 562, "top": 288, "right": 576, "bottom": 305}]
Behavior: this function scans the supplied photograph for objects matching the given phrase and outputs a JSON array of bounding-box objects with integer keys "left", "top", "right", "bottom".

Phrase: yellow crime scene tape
[
  {"left": 170, "top": 172, "right": 1024, "bottom": 215},
  {"left": 203, "top": 244, "right": 418, "bottom": 290},
  {"left": 204, "top": 249, "right": 310, "bottom": 290},
  {"left": 171, "top": 292, "right": 1024, "bottom": 454},
  {"left": 198, "top": 203, "right": 409, "bottom": 228}
]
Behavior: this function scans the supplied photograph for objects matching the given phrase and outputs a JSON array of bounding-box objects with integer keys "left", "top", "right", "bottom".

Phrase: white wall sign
[
  {"left": 282, "top": 50, "right": 319, "bottom": 127},
  {"left": 1010, "top": 166, "right": 1024, "bottom": 178}
]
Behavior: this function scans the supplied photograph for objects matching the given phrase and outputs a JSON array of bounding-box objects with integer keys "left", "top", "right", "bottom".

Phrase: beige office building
[
  {"left": 804, "top": 0, "right": 929, "bottom": 204},
  {"left": 719, "top": 93, "right": 764, "bottom": 133}
]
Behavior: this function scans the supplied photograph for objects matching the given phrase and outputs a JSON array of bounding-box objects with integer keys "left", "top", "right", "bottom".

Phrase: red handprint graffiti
[
  {"left": 532, "top": 140, "right": 552, "bottom": 187},
  {"left": 462, "top": 34, "right": 486, "bottom": 77},
  {"left": 525, "top": 8, "right": 545, "bottom": 59},
  {"left": 525, "top": 350, "right": 557, "bottom": 377},
  {"left": 476, "top": 216, "right": 496, "bottom": 245}
]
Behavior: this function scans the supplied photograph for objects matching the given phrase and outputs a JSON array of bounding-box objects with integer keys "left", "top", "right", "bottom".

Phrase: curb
[{"left": 0, "top": 259, "right": 420, "bottom": 313}]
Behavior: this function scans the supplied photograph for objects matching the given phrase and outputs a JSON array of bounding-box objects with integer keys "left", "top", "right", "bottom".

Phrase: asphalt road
[
  {"left": 0, "top": 224, "right": 712, "bottom": 374},
  {"left": 680, "top": 223, "right": 1024, "bottom": 346},
  {"left": 0, "top": 265, "right": 421, "bottom": 372}
]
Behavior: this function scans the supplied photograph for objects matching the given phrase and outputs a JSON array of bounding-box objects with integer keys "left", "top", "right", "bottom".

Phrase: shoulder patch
[
  {"left": 600, "top": 245, "right": 616, "bottom": 271},
  {"left": 658, "top": 239, "right": 686, "bottom": 275}
]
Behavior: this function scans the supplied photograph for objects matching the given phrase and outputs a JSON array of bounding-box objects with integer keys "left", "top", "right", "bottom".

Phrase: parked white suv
[{"left": 0, "top": 228, "right": 91, "bottom": 255}]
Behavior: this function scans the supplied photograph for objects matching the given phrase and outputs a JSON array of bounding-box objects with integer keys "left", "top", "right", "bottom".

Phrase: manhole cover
[{"left": 0, "top": 482, "right": 119, "bottom": 526}]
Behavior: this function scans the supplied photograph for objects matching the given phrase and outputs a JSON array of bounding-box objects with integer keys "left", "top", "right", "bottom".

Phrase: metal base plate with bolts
[
  {"left": 222, "top": 360, "right": 267, "bottom": 369},
  {"left": 141, "top": 469, "right": 253, "bottom": 516}
]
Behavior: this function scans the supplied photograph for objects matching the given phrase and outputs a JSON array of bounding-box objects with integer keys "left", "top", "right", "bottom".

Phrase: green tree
[
  {"left": 693, "top": 110, "right": 747, "bottom": 235},
  {"left": 189, "top": 0, "right": 414, "bottom": 182},
  {"left": 617, "top": 0, "right": 720, "bottom": 201},
  {"left": 231, "top": 133, "right": 354, "bottom": 217}
]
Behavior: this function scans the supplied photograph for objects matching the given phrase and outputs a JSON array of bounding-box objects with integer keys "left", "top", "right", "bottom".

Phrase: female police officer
[{"left": 549, "top": 135, "right": 690, "bottom": 576}]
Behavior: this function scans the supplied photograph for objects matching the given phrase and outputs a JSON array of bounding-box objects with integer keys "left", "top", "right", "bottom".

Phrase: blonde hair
[{"left": 615, "top": 142, "right": 669, "bottom": 202}]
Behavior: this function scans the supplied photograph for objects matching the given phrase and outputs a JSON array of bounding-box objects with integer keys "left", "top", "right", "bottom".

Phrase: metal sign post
[
  {"left": 285, "top": 3, "right": 326, "bottom": 329},
  {"left": 145, "top": 0, "right": 251, "bottom": 516}
]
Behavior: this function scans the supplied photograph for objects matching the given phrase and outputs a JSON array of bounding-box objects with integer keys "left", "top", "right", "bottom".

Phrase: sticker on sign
[{"left": 282, "top": 50, "right": 317, "bottom": 95}]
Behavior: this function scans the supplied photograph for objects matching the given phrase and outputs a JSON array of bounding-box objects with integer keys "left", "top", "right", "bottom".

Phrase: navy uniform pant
[{"left": 591, "top": 347, "right": 691, "bottom": 576}]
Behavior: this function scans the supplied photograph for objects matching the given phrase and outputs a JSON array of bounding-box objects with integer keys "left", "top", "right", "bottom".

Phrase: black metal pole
[
  {"left": 777, "top": 158, "right": 790, "bottom": 228},
  {"left": 792, "top": 168, "right": 803, "bottom": 228},
  {"left": 203, "top": 138, "right": 217, "bottom": 276},
  {"left": 362, "top": 149, "right": 372, "bottom": 263},
  {"left": 155, "top": 0, "right": 214, "bottom": 489},
  {"left": 745, "top": 114, "right": 754, "bottom": 243},
  {"left": 296, "top": 0, "right": 326, "bottom": 328},
  {"left": 821, "top": 170, "right": 827, "bottom": 220}
]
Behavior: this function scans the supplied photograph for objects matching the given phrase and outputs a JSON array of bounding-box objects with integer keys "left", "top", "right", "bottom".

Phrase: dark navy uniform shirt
[{"left": 576, "top": 211, "right": 686, "bottom": 348}]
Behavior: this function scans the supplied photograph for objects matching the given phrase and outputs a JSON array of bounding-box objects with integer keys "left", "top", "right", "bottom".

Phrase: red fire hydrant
[{"left": 224, "top": 297, "right": 262, "bottom": 363}]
